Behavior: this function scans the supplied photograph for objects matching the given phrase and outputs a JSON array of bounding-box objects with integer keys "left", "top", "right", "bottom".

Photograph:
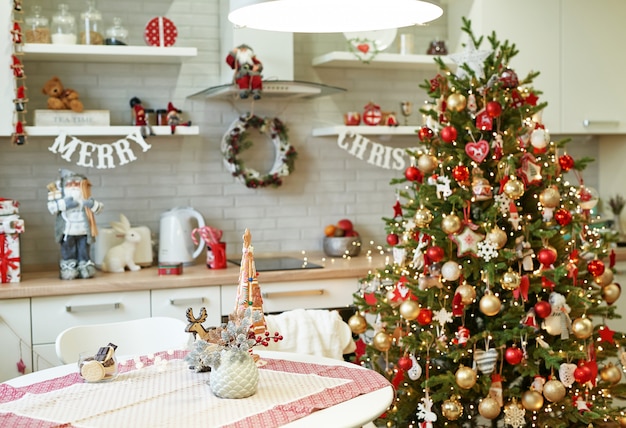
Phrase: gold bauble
[
  {"left": 373, "top": 331, "right": 392, "bottom": 352},
  {"left": 399, "top": 300, "right": 420, "bottom": 321},
  {"left": 417, "top": 154, "right": 438, "bottom": 174},
  {"left": 456, "top": 283, "right": 477, "bottom": 305},
  {"left": 446, "top": 93, "right": 467, "bottom": 112},
  {"left": 478, "top": 396, "right": 501, "bottom": 419},
  {"left": 572, "top": 317, "right": 594, "bottom": 339},
  {"left": 543, "top": 379, "right": 566, "bottom": 402},
  {"left": 501, "top": 269, "right": 521, "bottom": 291},
  {"left": 539, "top": 186, "right": 561, "bottom": 208},
  {"left": 595, "top": 269, "right": 615, "bottom": 287},
  {"left": 479, "top": 291, "right": 501, "bottom": 316},
  {"left": 602, "top": 283, "right": 622, "bottom": 305},
  {"left": 441, "top": 396, "right": 464, "bottom": 420},
  {"left": 455, "top": 365, "right": 477, "bottom": 389},
  {"left": 348, "top": 313, "right": 367, "bottom": 335},
  {"left": 601, "top": 363, "right": 622, "bottom": 385},
  {"left": 486, "top": 227, "right": 507, "bottom": 249},
  {"left": 415, "top": 207, "right": 434, "bottom": 228},
  {"left": 618, "top": 416, "right": 626, "bottom": 428},
  {"left": 503, "top": 176, "right": 525, "bottom": 200},
  {"left": 442, "top": 214, "right": 462, "bottom": 234},
  {"left": 521, "top": 389, "right": 544, "bottom": 411}
]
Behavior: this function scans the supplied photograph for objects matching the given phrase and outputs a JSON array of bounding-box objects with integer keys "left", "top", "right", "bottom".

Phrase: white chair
[{"left": 55, "top": 316, "right": 192, "bottom": 364}]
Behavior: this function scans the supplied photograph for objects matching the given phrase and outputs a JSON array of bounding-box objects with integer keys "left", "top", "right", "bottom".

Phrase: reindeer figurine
[{"left": 185, "top": 307, "right": 214, "bottom": 341}]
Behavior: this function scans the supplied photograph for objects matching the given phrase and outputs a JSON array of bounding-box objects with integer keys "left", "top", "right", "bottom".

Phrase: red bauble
[
  {"left": 486, "top": 101, "right": 503, "bottom": 118},
  {"left": 397, "top": 356, "right": 413, "bottom": 371},
  {"left": 554, "top": 208, "right": 572, "bottom": 226},
  {"left": 500, "top": 68, "right": 519, "bottom": 88},
  {"left": 534, "top": 301, "right": 552, "bottom": 318},
  {"left": 418, "top": 126, "right": 435, "bottom": 142},
  {"left": 504, "top": 346, "right": 523, "bottom": 365},
  {"left": 426, "top": 245, "right": 445, "bottom": 263},
  {"left": 440, "top": 125, "right": 458, "bottom": 143},
  {"left": 574, "top": 364, "right": 593, "bottom": 384},
  {"left": 558, "top": 154, "right": 575, "bottom": 171},
  {"left": 386, "top": 233, "right": 399, "bottom": 246},
  {"left": 405, "top": 166, "right": 423, "bottom": 182},
  {"left": 537, "top": 247, "right": 557, "bottom": 267},
  {"left": 452, "top": 165, "right": 470, "bottom": 182},
  {"left": 416, "top": 308, "right": 433, "bottom": 326},
  {"left": 587, "top": 259, "right": 605, "bottom": 277}
]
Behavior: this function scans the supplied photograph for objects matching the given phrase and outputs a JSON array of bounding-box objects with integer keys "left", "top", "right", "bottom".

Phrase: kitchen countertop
[{"left": 0, "top": 252, "right": 387, "bottom": 300}]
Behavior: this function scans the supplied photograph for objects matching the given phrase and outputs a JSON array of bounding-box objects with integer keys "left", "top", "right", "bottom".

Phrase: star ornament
[
  {"left": 451, "top": 225, "right": 485, "bottom": 257},
  {"left": 517, "top": 153, "right": 543, "bottom": 186},
  {"left": 449, "top": 39, "right": 492, "bottom": 80},
  {"left": 599, "top": 325, "right": 616, "bottom": 344}
]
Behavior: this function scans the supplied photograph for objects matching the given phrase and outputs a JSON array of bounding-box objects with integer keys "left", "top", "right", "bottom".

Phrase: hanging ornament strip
[{"left": 11, "top": 1, "right": 28, "bottom": 145}]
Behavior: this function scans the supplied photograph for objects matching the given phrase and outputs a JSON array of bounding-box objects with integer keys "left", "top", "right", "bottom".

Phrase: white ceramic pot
[{"left": 210, "top": 349, "right": 259, "bottom": 399}]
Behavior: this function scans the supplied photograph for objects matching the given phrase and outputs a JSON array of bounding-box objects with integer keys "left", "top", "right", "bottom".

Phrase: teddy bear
[{"left": 42, "top": 76, "right": 84, "bottom": 112}]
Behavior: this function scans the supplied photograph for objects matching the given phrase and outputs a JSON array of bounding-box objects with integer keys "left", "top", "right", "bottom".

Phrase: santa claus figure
[
  {"left": 226, "top": 44, "right": 263, "bottom": 100},
  {"left": 129, "top": 97, "right": 153, "bottom": 137},
  {"left": 47, "top": 169, "right": 103, "bottom": 280}
]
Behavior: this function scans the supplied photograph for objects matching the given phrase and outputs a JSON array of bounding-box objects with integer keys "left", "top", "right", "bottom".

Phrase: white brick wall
[{"left": 0, "top": 1, "right": 601, "bottom": 269}]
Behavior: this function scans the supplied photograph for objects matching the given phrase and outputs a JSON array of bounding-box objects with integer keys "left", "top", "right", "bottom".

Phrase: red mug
[
  {"left": 207, "top": 242, "right": 227, "bottom": 269},
  {"left": 343, "top": 112, "right": 361, "bottom": 126}
]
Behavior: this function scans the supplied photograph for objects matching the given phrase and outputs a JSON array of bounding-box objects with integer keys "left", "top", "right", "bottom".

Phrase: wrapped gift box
[
  {"left": 0, "top": 215, "right": 25, "bottom": 234},
  {"left": 0, "top": 198, "right": 19, "bottom": 216},
  {"left": 1, "top": 232, "right": 21, "bottom": 283}
]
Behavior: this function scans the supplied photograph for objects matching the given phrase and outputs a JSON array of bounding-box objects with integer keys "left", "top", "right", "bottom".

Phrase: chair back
[{"left": 55, "top": 316, "right": 191, "bottom": 364}]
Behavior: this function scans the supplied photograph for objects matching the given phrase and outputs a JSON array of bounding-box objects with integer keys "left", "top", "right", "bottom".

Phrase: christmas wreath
[{"left": 221, "top": 114, "right": 297, "bottom": 188}]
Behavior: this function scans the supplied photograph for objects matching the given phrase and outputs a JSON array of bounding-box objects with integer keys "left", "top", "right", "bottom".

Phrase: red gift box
[
  {"left": 144, "top": 17, "right": 178, "bottom": 47},
  {"left": 158, "top": 263, "right": 183, "bottom": 276},
  {"left": 1, "top": 233, "right": 21, "bottom": 283},
  {"left": 0, "top": 198, "right": 19, "bottom": 216}
]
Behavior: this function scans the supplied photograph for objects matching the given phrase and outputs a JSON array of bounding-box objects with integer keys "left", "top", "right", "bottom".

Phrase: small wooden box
[{"left": 34, "top": 110, "right": 110, "bottom": 126}]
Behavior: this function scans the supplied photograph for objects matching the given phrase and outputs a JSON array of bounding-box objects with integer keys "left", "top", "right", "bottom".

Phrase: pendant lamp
[{"left": 228, "top": 0, "right": 444, "bottom": 33}]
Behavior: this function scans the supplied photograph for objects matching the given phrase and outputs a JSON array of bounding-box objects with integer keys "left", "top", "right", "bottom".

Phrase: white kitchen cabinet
[
  {"left": 220, "top": 278, "right": 359, "bottom": 316},
  {"left": 31, "top": 291, "right": 151, "bottom": 368},
  {"left": 0, "top": 299, "right": 32, "bottom": 382},
  {"left": 560, "top": 1, "right": 626, "bottom": 134},
  {"left": 151, "top": 286, "right": 222, "bottom": 327}
]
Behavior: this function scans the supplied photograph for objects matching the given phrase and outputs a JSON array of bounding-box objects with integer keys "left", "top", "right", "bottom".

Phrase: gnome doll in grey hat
[
  {"left": 225, "top": 44, "right": 263, "bottom": 100},
  {"left": 47, "top": 169, "right": 103, "bottom": 280}
]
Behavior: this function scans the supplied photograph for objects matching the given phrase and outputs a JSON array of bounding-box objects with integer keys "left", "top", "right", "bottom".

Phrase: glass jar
[
  {"left": 105, "top": 17, "right": 128, "bottom": 46},
  {"left": 80, "top": 0, "right": 104, "bottom": 45},
  {"left": 25, "top": 5, "right": 51, "bottom": 44},
  {"left": 51, "top": 4, "right": 77, "bottom": 45}
]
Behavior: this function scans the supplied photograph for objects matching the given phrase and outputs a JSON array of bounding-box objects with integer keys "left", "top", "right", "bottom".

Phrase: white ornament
[
  {"left": 530, "top": 128, "right": 550, "bottom": 150},
  {"left": 504, "top": 402, "right": 526, "bottom": 428},
  {"left": 393, "top": 247, "right": 407, "bottom": 265},
  {"left": 441, "top": 260, "right": 461, "bottom": 281},
  {"left": 474, "top": 348, "right": 498, "bottom": 374},
  {"left": 495, "top": 193, "right": 512, "bottom": 215},
  {"left": 433, "top": 308, "right": 454, "bottom": 327},
  {"left": 408, "top": 354, "right": 423, "bottom": 380},
  {"left": 542, "top": 292, "right": 571, "bottom": 339},
  {"left": 448, "top": 39, "right": 492, "bottom": 80},
  {"left": 477, "top": 239, "right": 499, "bottom": 262},
  {"left": 427, "top": 175, "right": 452, "bottom": 199},
  {"left": 559, "top": 363, "right": 577, "bottom": 388}
]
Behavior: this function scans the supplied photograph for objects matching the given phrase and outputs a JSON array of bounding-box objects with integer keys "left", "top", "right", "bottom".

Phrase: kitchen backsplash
[{"left": 0, "top": 1, "right": 603, "bottom": 270}]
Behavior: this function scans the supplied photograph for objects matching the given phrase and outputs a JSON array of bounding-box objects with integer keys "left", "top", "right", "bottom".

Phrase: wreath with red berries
[{"left": 221, "top": 114, "right": 297, "bottom": 188}]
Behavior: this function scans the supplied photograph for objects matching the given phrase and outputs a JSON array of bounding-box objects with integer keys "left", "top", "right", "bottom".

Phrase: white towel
[{"left": 264, "top": 309, "right": 356, "bottom": 360}]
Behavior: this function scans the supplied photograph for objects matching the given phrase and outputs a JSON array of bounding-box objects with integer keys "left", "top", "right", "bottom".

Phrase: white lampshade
[{"left": 228, "top": 0, "right": 444, "bottom": 33}]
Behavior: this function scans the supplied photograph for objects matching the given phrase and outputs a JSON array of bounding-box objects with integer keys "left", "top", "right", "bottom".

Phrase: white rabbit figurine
[{"left": 102, "top": 214, "right": 142, "bottom": 273}]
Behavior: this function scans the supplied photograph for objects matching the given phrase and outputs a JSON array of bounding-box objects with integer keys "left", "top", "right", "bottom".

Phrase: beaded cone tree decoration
[{"left": 351, "top": 18, "right": 626, "bottom": 428}]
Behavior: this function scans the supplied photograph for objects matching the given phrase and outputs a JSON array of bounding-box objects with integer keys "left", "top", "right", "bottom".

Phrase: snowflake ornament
[
  {"left": 495, "top": 193, "right": 512, "bottom": 215},
  {"left": 433, "top": 308, "right": 454, "bottom": 327},
  {"left": 504, "top": 400, "right": 526, "bottom": 428},
  {"left": 477, "top": 239, "right": 499, "bottom": 261}
]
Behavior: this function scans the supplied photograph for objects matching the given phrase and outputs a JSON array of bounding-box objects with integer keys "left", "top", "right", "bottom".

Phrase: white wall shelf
[
  {"left": 21, "top": 44, "right": 197, "bottom": 64},
  {"left": 312, "top": 126, "right": 420, "bottom": 137},
  {"left": 311, "top": 51, "right": 451, "bottom": 70},
  {"left": 189, "top": 80, "right": 346, "bottom": 100},
  {"left": 25, "top": 125, "right": 199, "bottom": 137}
]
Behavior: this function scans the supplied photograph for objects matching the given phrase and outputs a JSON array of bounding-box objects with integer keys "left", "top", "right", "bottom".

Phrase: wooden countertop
[{"left": 0, "top": 252, "right": 387, "bottom": 300}]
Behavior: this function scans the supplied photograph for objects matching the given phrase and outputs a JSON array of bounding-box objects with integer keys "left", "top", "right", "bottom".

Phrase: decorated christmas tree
[{"left": 351, "top": 18, "right": 626, "bottom": 428}]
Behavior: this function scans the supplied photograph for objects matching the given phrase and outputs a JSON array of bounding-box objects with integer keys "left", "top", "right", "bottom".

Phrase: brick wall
[{"left": 0, "top": 1, "right": 599, "bottom": 269}]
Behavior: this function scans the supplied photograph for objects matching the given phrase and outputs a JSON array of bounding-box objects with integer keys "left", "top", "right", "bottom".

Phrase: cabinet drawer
[
  {"left": 221, "top": 278, "right": 358, "bottom": 315},
  {"left": 31, "top": 291, "right": 151, "bottom": 344},
  {"left": 32, "top": 344, "right": 58, "bottom": 371},
  {"left": 151, "top": 286, "right": 221, "bottom": 327}
]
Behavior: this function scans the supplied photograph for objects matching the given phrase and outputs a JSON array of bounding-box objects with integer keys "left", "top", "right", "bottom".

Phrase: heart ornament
[
  {"left": 357, "top": 44, "right": 370, "bottom": 54},
  {"left": 465, "top": 140, "right": 490, "bottom": 163},
  {"left": 474, "top": 348, "right": 498, "bottom": 374},
  {"left": 558, "top": 363, "right": 577, "bottom": 388}
]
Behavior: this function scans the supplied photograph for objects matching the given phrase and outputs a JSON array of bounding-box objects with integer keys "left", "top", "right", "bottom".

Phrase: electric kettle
[{"left": 158, "top": 207, "right": 206, "bottom": 265}]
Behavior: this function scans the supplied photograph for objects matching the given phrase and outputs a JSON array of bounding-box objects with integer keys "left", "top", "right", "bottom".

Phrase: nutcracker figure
[
  {"left": 226, "top": 44, "right": 263, "bottom": 100},
  {"left": 47, "top": 169, "right": 103, "bottom": 280},
  {"left": 129, "top": 97, "right": 153, "bottom": 137}
]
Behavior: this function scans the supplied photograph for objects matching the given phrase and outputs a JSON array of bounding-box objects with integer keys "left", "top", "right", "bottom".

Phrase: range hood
[{"left": 192, "top": 0, "right": 345, "bottom": 100}]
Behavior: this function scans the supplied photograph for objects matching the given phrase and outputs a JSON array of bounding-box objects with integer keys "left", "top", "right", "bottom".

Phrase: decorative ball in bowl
[{"left": 323, "top": 236, "right": 362, "bottom": 257}]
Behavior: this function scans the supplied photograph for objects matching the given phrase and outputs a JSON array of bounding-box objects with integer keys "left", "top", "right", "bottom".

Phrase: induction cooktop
[{"left": 228, "top": 256, "right": 323, "bottom": 272}]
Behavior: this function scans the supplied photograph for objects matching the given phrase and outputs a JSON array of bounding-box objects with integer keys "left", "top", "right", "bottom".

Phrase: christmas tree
[{"left": 351, "top": 18, "right": 626, "bottom": 428}]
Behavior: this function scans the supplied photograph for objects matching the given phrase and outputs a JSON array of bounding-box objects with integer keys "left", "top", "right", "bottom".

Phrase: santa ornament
[
  {"left": 363, "top": 101, "right": 382, "bottom": 126},
  {"left": 226, "top": 44, "right": 264, "bottom": 100}
]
